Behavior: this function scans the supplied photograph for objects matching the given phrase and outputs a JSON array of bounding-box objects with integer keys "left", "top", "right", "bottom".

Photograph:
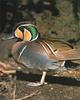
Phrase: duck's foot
[
  {"left": 27, "top": 71, "right": 47, "bottom": 87},
  {"left": 27, "top": 82, "right": 43, "bottom": 86},
  {"left": 27, "top": 81, "right": 47, "bottom": 87}
]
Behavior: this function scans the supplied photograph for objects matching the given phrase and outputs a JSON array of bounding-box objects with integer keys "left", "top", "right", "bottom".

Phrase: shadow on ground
[{"left": 16, "top": 71, "right": 80, "bottom": 86}]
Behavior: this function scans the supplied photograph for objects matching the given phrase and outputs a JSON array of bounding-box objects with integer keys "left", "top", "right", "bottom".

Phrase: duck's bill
[{"left": 2, "top": 35, "right": 15, "bottom": 40}]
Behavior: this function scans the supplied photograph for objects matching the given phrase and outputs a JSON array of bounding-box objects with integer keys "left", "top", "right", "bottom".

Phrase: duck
[{"left": 3, "top": 23, "right": 80, "bottom": 86}]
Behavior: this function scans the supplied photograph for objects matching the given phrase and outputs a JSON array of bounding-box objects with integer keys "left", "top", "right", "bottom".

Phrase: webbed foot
[{"left": 27, "top": 82, "right": 43, "bottom": 86}]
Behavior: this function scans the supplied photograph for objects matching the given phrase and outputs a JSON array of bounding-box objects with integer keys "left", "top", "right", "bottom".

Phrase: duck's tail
[{"left": 55, "top": 48, "right": 80, "bottom": 64}]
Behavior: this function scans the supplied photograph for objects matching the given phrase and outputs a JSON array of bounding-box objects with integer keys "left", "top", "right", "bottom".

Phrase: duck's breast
[{"left": 12, "top": 41, "right": 60, "bottom": 71}]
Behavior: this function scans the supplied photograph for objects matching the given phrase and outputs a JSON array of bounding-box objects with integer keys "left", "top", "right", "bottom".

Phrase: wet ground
[{"left": 0, "top": 70, "right": 80, "bottom": 100}]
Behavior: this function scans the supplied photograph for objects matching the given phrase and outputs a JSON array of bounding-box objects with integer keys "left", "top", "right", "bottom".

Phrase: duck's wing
[
  {"left": 41, "top": 38, "right": 73, "bottom": 51},
  {"left": 40, "top": 39, "right": 80, "bottom": 64}
]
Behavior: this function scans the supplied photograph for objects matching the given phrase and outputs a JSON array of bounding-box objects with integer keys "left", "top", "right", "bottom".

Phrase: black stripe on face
[
  {"left": 19, "top": 26, "right": 24, "bottom": 34},
  {"left": 19, "top": 26, "right": 27, "bottom": 41}
]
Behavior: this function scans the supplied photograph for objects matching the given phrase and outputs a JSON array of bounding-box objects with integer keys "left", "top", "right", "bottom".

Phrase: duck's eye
[{"left": 15, "top": 28, "right": 23, "bottom": 39}]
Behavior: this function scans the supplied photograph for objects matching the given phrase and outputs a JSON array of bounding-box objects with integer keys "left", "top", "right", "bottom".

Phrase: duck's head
[
  {"left": 4, "top": 23, "right": 40, "bottom": 42},
  {"left": 14, "top": 23, "right": 40, "bottom": 42}
]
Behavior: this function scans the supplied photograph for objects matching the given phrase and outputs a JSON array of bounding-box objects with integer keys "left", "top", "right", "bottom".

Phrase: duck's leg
[
  {"left": 27, "top": 71, "right": 47, "bottom": 86},
  {"left": 58, "top": 61, "right": 67, "bottom": 73},
  {"left": 61, "top": 61, "right": 65, "bottom": 67}
]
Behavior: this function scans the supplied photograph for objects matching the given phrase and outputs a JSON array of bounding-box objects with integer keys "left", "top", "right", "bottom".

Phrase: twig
[
  {"left": 15, "top": 90, "right": 39, "bottom": 100},
  {"left": 12, "top": 82, "right": 16, "bottom": 100},
  {"left": 0, "top": 82, "right": 6, "bottom": 85}
]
